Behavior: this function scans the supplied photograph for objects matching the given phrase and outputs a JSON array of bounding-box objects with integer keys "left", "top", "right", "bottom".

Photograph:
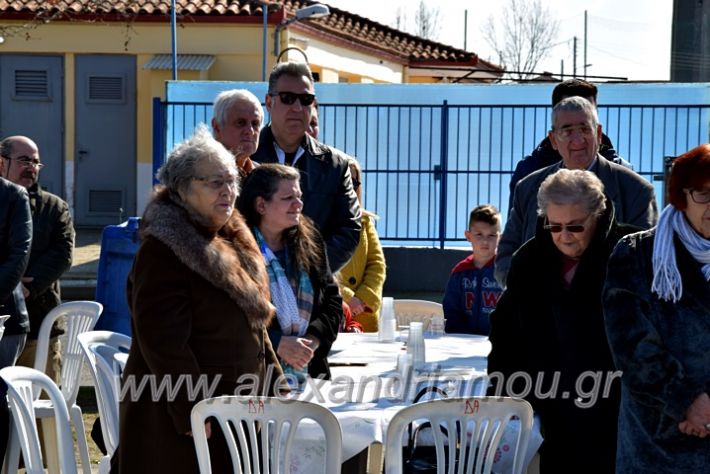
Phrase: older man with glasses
[
  {"left": 0, "top": 136, "right": 74, "bottom": 384},
  {"left": 252, "top": 61, "right": 361, "bottom": 272},
  {"left": 211, "top": 89, "right": 264, "bottom": 177},
  {"left": 495, "top": 96, "right": 658, "bottom": 287}
]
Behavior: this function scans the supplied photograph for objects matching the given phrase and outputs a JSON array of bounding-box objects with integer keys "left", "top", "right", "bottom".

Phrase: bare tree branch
[
  {"left": 483, "top": 0, "right": 559, "bottom": 80},
  {"left": 413, "top": 0, "right": 441, "bottom": 40},
  {"left": 392, "top": 6, "right": 407, "bottom": 32}
]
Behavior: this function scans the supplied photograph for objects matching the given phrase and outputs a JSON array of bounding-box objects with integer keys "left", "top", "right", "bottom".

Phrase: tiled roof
[
  {"left": 0, "top": 1, "right": 265, "bottom": 17},
  {"left": 284, "top": 1, "right": 477, "bottom": 64},
  {"left": 0, "top": 0, "right": 502, "bottom": 72}
]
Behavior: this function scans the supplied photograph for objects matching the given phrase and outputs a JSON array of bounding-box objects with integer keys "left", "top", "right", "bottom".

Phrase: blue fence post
[
  {"left": 438, "top": 100, "right": 449, "bottom": 249},
  {"left": 152, "top": 97, "right": 165, "bottom": 185}
]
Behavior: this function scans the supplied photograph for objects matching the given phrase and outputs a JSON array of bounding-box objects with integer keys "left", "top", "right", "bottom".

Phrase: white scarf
[{"left": 651, "top": 205, "right": 710, "bottom": 302}]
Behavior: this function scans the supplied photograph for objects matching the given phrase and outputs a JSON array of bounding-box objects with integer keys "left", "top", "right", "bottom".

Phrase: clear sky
[{"left": 323, "top": 0, "right": 673, "bottom": 81}]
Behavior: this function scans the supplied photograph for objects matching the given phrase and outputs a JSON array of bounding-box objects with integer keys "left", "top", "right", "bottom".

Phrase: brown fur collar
[{"left": 140, "top": 188, "right": 274, "bottom": 330}]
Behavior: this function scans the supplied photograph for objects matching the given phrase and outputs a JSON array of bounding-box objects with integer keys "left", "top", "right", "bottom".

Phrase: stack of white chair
[
  {"left": 78, "top": 330, "right": 131, "bottom": 474},
  {"left": 0, "top": 366, "right": 78, "bottom": 474},
  {"left": 5, "top": 300, "right": 103, "bottom": 474}
]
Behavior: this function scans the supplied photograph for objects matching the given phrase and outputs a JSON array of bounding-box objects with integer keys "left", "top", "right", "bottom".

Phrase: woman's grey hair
[
  {"left": 268, "top": 61, "right": 314, "bottom": 95},
  {"left": 551, "top": 96, "right": 599, "bottom": 130},
  {"left": 537, "top": 169, "right": 607, "bottom": 217},
  {"left": 157, "top": 124, "right": 238, "bottom": 196},
  {"left": 212, "top": 89, "right": 263, "bottom": 129}
]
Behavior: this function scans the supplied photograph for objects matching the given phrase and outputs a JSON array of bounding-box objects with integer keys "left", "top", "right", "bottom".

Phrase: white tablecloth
[{"left": 282, "top": 332, "right": 544, "bottom": 473}]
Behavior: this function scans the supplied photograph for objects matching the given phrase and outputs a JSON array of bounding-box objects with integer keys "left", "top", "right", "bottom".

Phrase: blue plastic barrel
[{"left": 94, "top": 217, "right": 141, "bottom": 336}]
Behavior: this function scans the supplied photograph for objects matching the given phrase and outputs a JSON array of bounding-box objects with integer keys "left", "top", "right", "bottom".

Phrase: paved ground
[
  {"left": 61, "top": 229, "right": 102, "bottom": 300},
  {"left": 67, "top": 228, "right": 102, "bottom": 278}
]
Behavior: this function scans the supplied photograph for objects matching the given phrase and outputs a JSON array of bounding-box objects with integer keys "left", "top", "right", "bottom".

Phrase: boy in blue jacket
[{"left": 443, "top": 205, "right": 503, "bottom": 335}]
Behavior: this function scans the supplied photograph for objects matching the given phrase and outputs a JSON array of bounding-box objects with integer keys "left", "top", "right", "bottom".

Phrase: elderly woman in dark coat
[
  {"left": 237, "top": 164, "right": 341, "bottom": 381},
  {"left": 115, "top": 127, "right": 280, "bottom": 473},
  {"left": 489, "top": 169, "right": 638, "bottom": 473},
  {"left": 603, "top": 144, "right": 710, "bottom": 473}
]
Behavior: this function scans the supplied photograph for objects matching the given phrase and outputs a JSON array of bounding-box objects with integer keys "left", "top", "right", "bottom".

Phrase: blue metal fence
[{"left": 153, "top": 99, "right": 710, "bottom": 248}]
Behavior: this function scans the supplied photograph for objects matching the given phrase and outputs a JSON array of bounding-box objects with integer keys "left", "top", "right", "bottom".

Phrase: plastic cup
[
  {"left": 381, "top": 297, "right": 395, "bottom": 321},
  {"left": 378, "top": 317, "right": 397, "bottom": 342},
  {"left": 429, "top": 316, "right": 444, "bottom": 337}
]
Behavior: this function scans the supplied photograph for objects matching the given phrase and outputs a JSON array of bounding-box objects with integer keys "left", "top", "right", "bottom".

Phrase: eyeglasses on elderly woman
[
  {"left": 543, "top": 214, "right": 594, "bottom": 233},
  {"left": 193, "top": 175, "right": 238, "bottom": 191},
  {"left": 685, "top": 188, "right": 710, "bottom": 204}
]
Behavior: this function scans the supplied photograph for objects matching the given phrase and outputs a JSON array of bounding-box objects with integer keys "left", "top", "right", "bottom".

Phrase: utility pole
[
  {"left": 584, "top": 10, "right": 590, "bottom": 81},
  {"left": 464, "top": 10, "right": 468, "bottom": 50},
  {"left": 573, "top": 36, "right": 578, "bottom": 78},
  {"left": 171, "top": 0, "right": 177, "bottom": 80},
  {"left": 560, "top": 59, "right": 564, "bottom": 79}
]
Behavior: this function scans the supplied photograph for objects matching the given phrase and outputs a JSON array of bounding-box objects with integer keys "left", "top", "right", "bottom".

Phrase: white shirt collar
[{"left": 272, "top": 140, "right": 306, "bottom": 166}]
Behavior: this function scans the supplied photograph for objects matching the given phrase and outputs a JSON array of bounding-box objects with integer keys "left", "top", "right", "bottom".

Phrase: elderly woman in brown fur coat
[{"left": 113, "top": 126, "right": 281, "bottom": 473}]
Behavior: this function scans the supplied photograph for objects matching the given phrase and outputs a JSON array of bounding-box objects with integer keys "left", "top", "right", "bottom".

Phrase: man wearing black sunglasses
[
  {"left": 0, "top": 136, "right": 74, "bottom": 385},
  {"left": 252, "top": 61, "right": 361, "bottom": 272},
  {"left": 495, "top": 96, "right": 658, "bottom": 287}
]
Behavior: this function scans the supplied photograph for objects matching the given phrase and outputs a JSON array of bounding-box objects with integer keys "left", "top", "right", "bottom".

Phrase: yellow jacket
[{"left": 337, "top": 213, "right": 386, "bottom": 332}]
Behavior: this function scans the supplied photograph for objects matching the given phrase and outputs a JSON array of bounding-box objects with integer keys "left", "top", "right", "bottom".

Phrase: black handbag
[{"left": 402, "top": 386, "right": 459, "bottom": 474}]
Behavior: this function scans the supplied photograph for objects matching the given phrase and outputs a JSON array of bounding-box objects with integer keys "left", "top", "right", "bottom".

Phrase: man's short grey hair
[
  {"left": 212, "top": 89, "right": 263, "bottom": 129},
  {"left": 267, "top": 61, "right": 314, "bottom": 95},
  {"left": 157, "top": 124, "right": 238, "bottom": 196},
  {"left": 537, "top": 169, "right": 607, "bottom": 217},
  {"left": 551, "top": 96, "right": 599, "bottom": 130}
]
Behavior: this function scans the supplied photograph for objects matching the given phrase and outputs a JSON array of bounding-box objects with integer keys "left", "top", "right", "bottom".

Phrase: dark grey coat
[
  {"left": 24, "top": 184, "right": 74, "bottom": 339},
  {"left": 0, "top": 178, "right": 31, "bottom": 336},
  {"left": 496, "top": 157, "right": 658, "bottom": 286},
  {"left": 252, "top": 125, "right": 361, "bottom": 272},
  {"left": 603, "top": 229, "right": 710, "bottom": 473}
]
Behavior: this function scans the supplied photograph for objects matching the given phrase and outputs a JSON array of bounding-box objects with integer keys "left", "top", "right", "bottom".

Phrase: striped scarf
[
  {"left": 651, "top": 205, "right": 710, "bottom": 302},
  {"left": 254, "top": 228, "right": 314, "bottom": 336}
]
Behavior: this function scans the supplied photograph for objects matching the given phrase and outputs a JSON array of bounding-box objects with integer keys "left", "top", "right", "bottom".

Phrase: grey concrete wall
[{"left": 382, "top": 246, "right": 470, "bottom": 296}]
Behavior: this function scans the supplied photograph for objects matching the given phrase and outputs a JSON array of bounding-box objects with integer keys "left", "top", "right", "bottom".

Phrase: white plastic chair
[
  {"left": 384, "top": 397, "right": 534, "bottom": 474},
  {"left": 25, "top": 301, "right": 103, "bottom": 474},
  {"left": 394, "top": 299, "right": 444, "bottom": 330},
  {"left": 78, "top": 330, "right": 131, "bottom": 474},
  {"left": 190, "top": 395, "right": 343, "bottom": 474},
  {"left": 0, "top": 366, "right": 78, "bottom": 474}
]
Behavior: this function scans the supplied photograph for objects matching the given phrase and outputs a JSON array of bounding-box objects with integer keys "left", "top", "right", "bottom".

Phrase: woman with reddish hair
[{"left": 603, "top": 144, "right": 710, "bottom": 473}]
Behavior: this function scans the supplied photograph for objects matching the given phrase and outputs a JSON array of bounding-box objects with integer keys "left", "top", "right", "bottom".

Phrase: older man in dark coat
[
  {"left": 495, "top": 96, "right": 658, "bottom": 287},
  {"left": 0, "top": 136, "right": 74, "bottom": 383},
  {"left": 508, "top": 78, "right": 631, "bottom": 211}
]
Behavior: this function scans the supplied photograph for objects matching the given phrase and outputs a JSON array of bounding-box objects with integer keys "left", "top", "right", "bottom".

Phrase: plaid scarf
[{"left": 254, "top": 228, "right": 314, "bottom": 336}]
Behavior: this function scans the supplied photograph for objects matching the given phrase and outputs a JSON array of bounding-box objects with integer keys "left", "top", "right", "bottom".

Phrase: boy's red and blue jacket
[{"left": 442, "top": 255, "right": 503, "bottom": 335}]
